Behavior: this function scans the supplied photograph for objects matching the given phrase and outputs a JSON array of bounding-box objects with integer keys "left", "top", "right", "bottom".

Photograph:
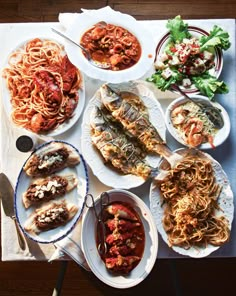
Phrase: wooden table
[{"left": 0, "top": 1, "right": 236, "bottom": 295}]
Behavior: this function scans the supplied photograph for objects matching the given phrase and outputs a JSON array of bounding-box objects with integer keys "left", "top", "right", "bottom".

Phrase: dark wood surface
[{"left": 1, "top": 1, "right": 236, "bottom": 295}]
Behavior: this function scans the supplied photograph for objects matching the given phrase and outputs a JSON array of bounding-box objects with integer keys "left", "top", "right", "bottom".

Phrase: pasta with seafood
[
  {"left": 156, "top": 154, "right": 230, "bottom": 249},
  {"left": 3, "top": 38, "right": 82, "bottom": 133}
]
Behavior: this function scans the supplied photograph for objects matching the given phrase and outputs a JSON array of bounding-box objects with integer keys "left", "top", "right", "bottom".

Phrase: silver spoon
[
  {"left": 51, "top": 28, "right": 111, "bottom": 69},
  {"left": 171, "top": 84, "right": 224, "bottom": 129}
]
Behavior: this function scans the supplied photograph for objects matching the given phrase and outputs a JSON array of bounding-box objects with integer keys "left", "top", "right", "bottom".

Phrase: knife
[{"left": 0, "top": 173, "right": 26, "bottom": 250}]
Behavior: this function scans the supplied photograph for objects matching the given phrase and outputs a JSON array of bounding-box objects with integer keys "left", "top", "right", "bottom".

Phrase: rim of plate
[{"left": 14, "top": 140, "right": 89, "bottom": 244}]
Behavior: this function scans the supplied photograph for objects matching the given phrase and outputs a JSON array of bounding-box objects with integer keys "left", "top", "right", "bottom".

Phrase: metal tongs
[{"left": 85, "top": 192, "right": 110, "bottom": 256}]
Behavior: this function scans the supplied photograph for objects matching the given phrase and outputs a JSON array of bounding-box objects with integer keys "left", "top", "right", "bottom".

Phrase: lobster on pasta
[
  {"left": 3, "top": 38, "right": 82, "bottom": 133},
  {"left": 157, "top": 153, "right": 230, "bottom": 249}
]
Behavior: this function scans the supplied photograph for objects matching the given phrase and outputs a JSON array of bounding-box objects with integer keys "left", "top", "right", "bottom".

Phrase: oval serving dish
[
  {"left": 14, "top": 140, "right": 89, "bottom": 244},
  {"left": 81, "top": 80, "right": 166, "bottom": 189},
  {"left": 81, "top": 189, "right": 158, "bottom": 288}
]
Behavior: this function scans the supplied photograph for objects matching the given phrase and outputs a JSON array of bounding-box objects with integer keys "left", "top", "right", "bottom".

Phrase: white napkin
[{"left": 50, "top": 219, "right": 90, "bottom": 271}]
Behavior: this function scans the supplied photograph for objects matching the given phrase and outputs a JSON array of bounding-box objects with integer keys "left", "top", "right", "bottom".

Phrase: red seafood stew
[
  {"left": 80, "top": 23, "right": 142, "bottom": 71},
  {"left": 97, "top": 201, "right": 145, "bottom": 274}
]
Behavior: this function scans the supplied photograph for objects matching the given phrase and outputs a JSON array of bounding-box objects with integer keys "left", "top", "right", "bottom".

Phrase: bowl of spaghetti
[
  {"left": 165, "top": 95, "right": 230, "bottom": 149},
  {"left": 150, "top": 148, "right": 234, "bottom": 258},
  {"left": 1, "top": 37, "right": 85, "bottom": 137},
  {"left": 64, "top": 7, "right": 156, "bottom": 83}
]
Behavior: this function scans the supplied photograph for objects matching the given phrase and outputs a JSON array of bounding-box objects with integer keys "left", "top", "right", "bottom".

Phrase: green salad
[{"left": 147, "top": 16, "right": 230, "bottom": 99}]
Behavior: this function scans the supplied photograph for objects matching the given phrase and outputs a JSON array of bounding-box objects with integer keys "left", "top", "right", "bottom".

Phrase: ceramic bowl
[
  {"left": 165, "top": 95, "right": 230, "bottom": 149},
  {"left": 64, "top": 7, "right": 156, "bottom": 83}
]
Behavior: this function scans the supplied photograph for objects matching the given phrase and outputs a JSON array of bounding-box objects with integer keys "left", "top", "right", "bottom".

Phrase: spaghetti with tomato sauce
[
  {"left": 3, "top": 38, "right": 82, "bottom": 134},
  {"left": 80, "top": 23, "right": 142, "bottom": 71}
]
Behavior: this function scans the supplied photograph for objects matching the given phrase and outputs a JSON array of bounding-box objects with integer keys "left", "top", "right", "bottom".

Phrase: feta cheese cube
[
  {"left": 161, "top": 68, "right": 172, "bottom": 79},
  {"left": 203, "top": 50, "right": 214, "bottom": 61},
  {"left": 182, "top": 78, "right": 192, "bottom": 88}
]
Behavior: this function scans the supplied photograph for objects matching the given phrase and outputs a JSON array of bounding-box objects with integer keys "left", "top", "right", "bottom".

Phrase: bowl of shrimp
[{"left": 165, "top": 95, "right": 230, "bottom": 149}]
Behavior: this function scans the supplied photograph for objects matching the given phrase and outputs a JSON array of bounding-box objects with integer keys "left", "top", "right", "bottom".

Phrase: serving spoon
[
  {"left": 171, "top": 84, "right": 224, "bottom": 129},
  {"left": 51, "top": 27, "right": 111, "bottom": 69}
]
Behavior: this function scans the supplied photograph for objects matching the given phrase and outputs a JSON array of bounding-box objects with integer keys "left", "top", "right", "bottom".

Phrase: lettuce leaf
[
  {"left": 192, "top": 74, "right": 229, "bottom": 99},
  {"left": 146, "top": 70, "right": 183, "bottom": 91},
  {"left": 166, "top": 15, "right": 191, "bottom": 43},
  {"left": 200, "top": 25, "right": 231, "bottom": 51}
]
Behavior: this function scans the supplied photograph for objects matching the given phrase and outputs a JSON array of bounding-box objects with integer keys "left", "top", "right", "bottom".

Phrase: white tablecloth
[{"left": 1, "top": 18, "right": 235, "bottom": 261}]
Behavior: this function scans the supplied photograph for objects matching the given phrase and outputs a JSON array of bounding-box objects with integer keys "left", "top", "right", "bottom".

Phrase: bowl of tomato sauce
[{"left": 64, "top": 8, "right": 156, "bottom": 83}]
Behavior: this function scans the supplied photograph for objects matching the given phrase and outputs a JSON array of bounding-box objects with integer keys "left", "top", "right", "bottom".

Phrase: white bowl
[
  {"left": 165, "top": 95, "right": 230, "bottom": 149},
  {"left": 65, "top": 7, "right": 156, "bottom": 83},
  {"left": 155, "top": 26, "right": 223, "bottom": 95},
  {"left": 81, "top": 189, "right": 158, "bottom": 288}
]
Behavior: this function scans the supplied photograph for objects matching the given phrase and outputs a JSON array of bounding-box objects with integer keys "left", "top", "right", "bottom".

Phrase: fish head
[
  {"left": 90, "top": 106, "right": 106, "bottom": 132},
  {"left": 100, "top": 84, "right": 122, "bottom": 111}
]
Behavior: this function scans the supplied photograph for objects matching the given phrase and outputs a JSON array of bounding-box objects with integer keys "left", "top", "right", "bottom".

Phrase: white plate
[
  {"left": 65, "top": 6, "right": 156, "bottom": 83},
  {"left": 1, "top": 37, "right": 85, "bottom": 137},
  {"left": 165, "top": 95, "right": 231, "bottom": 149},
  {"left": 149, "top": 148, "right": 234, "bottom": 258},
  {"left": 155, "top": 26, "right": 223, "bottom": 94},
  {"left": 81, "top": 189, "right": 158, "bottom": 288},
  {"left": 14, "top": 140, "right": 89, "bottom": 244},
  {"left": 81, "top": 80, "right": 166, "bottom": 189}
]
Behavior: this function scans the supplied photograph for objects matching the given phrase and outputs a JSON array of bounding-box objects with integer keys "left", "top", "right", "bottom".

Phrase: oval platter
[
  {"left": 14, "top": 140, "right": 89, "bottom": 244},
  {"left": 81, "top": 80, "right": 166, "bottom": 189}
]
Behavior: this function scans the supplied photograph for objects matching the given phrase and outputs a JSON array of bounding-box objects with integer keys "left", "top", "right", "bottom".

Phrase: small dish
[
  {"left": 154, "top": 26, "right": 223, "bottom": 95},
  {"left": 64, "top": 7, "right": 156, "bottom": 83},
  {"left": 14, "top": 140, "right": 89, "bottom": 244},
  {"left": 81, "top": 189, "right": 158, "bottom": 288},
  {"left": 165, "top": 95, "right": 230, "bottom": 149}
]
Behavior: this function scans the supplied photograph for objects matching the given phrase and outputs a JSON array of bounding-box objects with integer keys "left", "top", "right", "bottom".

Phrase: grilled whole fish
[
  {"left": 90, "top": 106, "right": 154, "bottom": 179},
  {"left": 100, "top": 84, "right": 183, "bottom": 168}
]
